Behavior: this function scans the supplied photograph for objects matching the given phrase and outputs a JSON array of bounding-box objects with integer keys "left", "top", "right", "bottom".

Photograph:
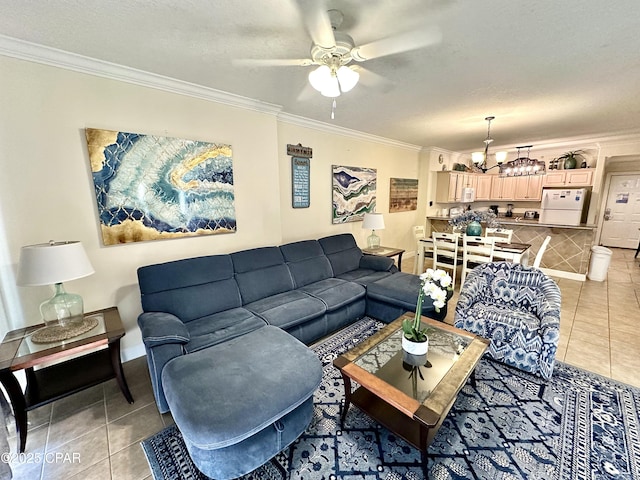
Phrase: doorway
[{"left": 600, "top": 173, "right": 640, "bottom": 248}]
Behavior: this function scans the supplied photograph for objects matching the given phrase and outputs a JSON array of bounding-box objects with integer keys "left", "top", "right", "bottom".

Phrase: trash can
[{"left": 588, "top": 246, "right": 612, "bottom": 281}]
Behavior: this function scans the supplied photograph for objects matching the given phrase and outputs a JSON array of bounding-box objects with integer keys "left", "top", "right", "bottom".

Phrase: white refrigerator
[{"left": 539, "top": 188, "right": 589, "bottom": 226}]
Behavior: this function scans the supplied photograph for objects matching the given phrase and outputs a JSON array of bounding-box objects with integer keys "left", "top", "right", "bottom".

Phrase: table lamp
[
  {"left": 17, "top": 241, "right": 95, "bottom": 328},
  {"left": 362, "top": 213, "right": 385, "bottom": 249}
]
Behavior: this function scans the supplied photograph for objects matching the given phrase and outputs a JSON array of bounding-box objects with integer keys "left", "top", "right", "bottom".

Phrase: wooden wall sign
[{"left": 287, "top": 143, "right": 313, "bottom": 158}]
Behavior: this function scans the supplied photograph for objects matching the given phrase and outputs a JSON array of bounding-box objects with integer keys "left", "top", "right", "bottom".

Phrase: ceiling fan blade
[
  {"left": 353, "top": 66, "right": 393, "bottom": 91},
  {"left": 351, "top": 26, "right": 442, "bottom": 62},
  {"left": 232, "top": 58, "right": 314, "bottom": 67},
  {"left": 295, "top": 0, "right": 336, "bottom": 49}
]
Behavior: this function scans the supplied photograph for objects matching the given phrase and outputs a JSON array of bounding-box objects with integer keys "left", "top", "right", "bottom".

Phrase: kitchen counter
[
  {"left": 427, "top": 216, "right": 596, "bottom": 230},
  {"left": 426, "top": 217, "right": 596, "bottom": 280}
]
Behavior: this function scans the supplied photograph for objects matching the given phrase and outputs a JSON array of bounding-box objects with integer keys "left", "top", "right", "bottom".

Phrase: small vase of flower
[
  {"left": 448, "top": 209, "right": 499, "bottom": 235},
  {"left": 401, "top": 269, "right": 453, "bottom": 354}
]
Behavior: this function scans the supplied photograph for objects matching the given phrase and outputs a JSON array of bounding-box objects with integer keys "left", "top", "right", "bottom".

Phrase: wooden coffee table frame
[{"left": 333, "top": 313, "right": 489, "bottom": 473}]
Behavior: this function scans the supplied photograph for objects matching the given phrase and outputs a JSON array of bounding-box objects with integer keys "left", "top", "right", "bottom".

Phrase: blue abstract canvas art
[
  {"left": 85, "top": 128, "right": 236, "bottom": 245},
  {"left": 332, "top": 165, "right": 376, "bottom": 224}
]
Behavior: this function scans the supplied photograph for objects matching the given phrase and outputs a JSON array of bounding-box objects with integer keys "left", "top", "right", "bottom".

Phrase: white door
[{"left": 600, "top": 174, "right": 640, "bottom": 248}]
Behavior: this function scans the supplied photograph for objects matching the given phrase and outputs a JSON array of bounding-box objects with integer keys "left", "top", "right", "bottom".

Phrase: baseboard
[{"left": 122, "top": 343, "right": 147, "bottom": 363}]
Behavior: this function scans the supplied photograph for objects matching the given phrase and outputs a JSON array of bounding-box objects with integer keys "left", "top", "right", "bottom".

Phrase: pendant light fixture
[
  {"left": 471, "top": 116, "right": 507, "bottom": 173},
  {"left": 500, "top": 146, "right": 546, "bottom": 177}
]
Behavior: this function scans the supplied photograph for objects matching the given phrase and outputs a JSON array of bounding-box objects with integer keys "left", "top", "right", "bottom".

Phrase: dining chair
[
  {"left": 413, "top": 225, "right": 432, "bottom": 274},
  {"left": 432, "top": 232, "right": 460, "bottom": 289},
  {"left": 461, "top": 235, "right": 496, "bottom": 287},
  {"left": 533, "top": 235, "right": 552, "bottom": 268},
  {"left": 485, "top": 227, "right": 513, "bottom": 243}
]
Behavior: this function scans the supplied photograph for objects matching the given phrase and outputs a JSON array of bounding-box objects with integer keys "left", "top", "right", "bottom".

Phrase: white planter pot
[{"left": 402, "top": 335, "right": 429, "bottom": 356}]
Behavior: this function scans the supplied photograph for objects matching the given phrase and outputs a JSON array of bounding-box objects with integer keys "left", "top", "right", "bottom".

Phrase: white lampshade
[
  {"left": 495, "top": 151, "right": 508, "bottom": 164},
  {"left": 471, "top": 152, "right": 484, "bottom": 164},
  {"left": 362, "top": 213, "right": 385, "bottom": 230},
  {"left": 17, "top": 241, "right": 95, "bottom": 286}
]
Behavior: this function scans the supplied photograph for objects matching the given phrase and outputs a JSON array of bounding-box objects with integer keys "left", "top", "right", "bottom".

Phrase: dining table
[{"left": 415, "top": 237, "right": 532, "bottom": 274}]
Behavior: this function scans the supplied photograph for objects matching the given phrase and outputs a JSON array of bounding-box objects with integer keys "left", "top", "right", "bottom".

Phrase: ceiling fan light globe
[
  {"left": 336, "top": 66, "right": 359, "bottom": 93},
  {"left": 308, "top": 65, "right": 332, "bottom": 92},
  {"left": 321, "top": 77, "right": 341, "bottom": 97},
  {"left": 495, "top": 151, "right": 507, "bottom": 164},
  {"left": 471, "top": 152, "right": 484, "bottom": 164}
]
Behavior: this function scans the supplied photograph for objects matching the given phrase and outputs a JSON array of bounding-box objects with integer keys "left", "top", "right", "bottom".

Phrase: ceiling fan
[{"left": 234, "top": 4, "right": 442, "bottom": 99}]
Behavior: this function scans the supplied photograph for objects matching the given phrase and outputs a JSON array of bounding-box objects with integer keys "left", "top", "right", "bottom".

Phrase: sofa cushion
[
  {"left": 280, "top": 240, "right": 333, "bottom": 287},
  {"left": 244, "top": 290, "right": 326, "bottom": 330},
  {"left": 298, "top": 278, "right": 365, "bottom": 311},
  {"left": 318, "top": 234, "right": 363, "bottom": 276},
  {"left": 138, "top": 255, "right": 242, "bottom": 322},
  {"left": 184, "top": 308, "right": 267, "bottom": 353},
  {"left": 336, "top": 269, "right": 393, "bottom": 286},
  {"left": 366, "top": 272, "right": 421, "bottom": 311},
  {"left": 231, "top": 247, "right": 295, "bottom": 305}
]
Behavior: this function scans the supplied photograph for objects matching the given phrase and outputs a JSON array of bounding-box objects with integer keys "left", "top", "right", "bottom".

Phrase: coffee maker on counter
[{"left": 489, "top": 205, "right": 499, "bottom": 216}]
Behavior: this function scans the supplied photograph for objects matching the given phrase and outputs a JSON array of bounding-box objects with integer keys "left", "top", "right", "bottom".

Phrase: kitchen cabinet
[
  {"left": 565, "top": 169, "right": 594, "bottom": 186},
  {"left": 542, "top": 171, "right": 566, "bottom": 187},
  {"left": 436, "top": 171, "right": 459, "bottom": 203},
  {"left": 542, "top": 169, "right": 594, "bottom": 187},
  {"left": 514, "top": 175, "right": 543, "bottom": 201},
  {"left": 475, "top": 175, "right": 493, "bottom": 200},
  {"left": 490, "top": 176, "right": 516, "bottom": 200},
  {"left": 436, "top": 172, "right": 477, "bottom": 203},
  {"left": 437, "top": 171, "right": 545, "bottom": 202}
]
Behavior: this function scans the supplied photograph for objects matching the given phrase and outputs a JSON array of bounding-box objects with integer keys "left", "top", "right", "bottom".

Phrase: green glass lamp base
[{"left": 39, "top": 283, "right": 85, "bottom": 328}]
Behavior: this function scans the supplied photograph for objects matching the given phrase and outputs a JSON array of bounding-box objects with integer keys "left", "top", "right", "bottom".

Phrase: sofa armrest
[
  {"left": 138, "top": 312, "right": 190, "bottom": 348},
  {"left": 360, "top": 254, "right": 395, "bottom": 271}
]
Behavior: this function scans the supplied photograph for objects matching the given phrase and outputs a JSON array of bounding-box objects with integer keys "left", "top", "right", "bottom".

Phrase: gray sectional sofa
[{"left": 137, "top": 233, "right": 438, "bottom": 414}]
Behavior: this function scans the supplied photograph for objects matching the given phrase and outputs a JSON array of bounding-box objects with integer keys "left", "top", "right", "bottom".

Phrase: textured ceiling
[{"left": 1, "top": 0, "right": 640, "bottom": 151}]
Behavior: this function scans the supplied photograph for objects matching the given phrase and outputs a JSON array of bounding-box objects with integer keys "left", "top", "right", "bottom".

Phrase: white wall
[
  {"left": 0, "top": 57, "right": 424, "bottom": 360},
  {"left": 3, "top": 55, "right": 640, "bottom": 361},
  {"left": 0, "top": 57, "right": 282, "bottom": 359},
  {"left": 277, "top": 120, "right": 422, "bottom": 252}
]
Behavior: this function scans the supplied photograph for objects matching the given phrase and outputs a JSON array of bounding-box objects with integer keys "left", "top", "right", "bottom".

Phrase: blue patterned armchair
[{"left": 454, "top": 262, "right": 561, "bottom": 379}]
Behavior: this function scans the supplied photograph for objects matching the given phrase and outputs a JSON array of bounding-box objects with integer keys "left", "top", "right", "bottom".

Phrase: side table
[
  {"left": 0, "top": 306, "right": 134, "bottom": 452},
  {"left": 363, "top": 246, "right": 406, "bottom": 271}
]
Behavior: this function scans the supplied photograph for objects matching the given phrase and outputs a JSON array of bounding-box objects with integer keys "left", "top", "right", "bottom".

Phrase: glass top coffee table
[{"left": 333, "top": 313, "right": 489, "bottom": 473}]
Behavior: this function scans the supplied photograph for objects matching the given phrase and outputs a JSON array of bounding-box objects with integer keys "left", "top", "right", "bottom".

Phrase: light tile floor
[{"left": 6, "top": 248, "right": 640, "bottom": 479}]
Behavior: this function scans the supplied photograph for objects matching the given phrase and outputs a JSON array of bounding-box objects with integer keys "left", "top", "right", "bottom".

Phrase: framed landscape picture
[
  {"left": 85, "top": 128, "right": 236, "bottom": 245},
  {"left": 389, "top": 178, "right": 418, "bottom": 212}
]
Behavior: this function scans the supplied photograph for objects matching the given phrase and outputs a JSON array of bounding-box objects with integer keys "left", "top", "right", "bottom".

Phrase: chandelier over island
[{"left": 471, "top": 116, "right": 546, "bottom": 177}]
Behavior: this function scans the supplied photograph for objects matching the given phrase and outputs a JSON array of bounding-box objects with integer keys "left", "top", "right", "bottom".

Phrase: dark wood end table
[
  {"left": 362, "top": 246, "right": 406, "bottom": 270},
  {"left": 333, "top": 314, "right": 488, "bottom": 474},
  {"left": 0, "top": 306, "right": 134, "bottom": 452}
]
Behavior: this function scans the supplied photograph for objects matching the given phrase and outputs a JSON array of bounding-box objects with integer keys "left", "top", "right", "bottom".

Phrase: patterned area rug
[{"left": 141, "top": 318, "right": 640, "bottom": 479}]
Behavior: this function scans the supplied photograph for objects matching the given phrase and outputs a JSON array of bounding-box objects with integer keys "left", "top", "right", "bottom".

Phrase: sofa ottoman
[
  {"left": 161, "top": 326, "right": 322, "bottom": 479},
  {"left": 366, "top": 272, "right": 448, "bottom": 322}
]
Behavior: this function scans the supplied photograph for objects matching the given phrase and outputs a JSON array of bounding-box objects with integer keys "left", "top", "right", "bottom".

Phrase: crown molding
[
  {"left": 0, "top": 34, "right": 424, "bottom": 150},
  {"left": 278, "top": 112, "right": 422, "bottom": 152},
  {"left": 458, "top": 131, "right": 640, "bottom": 155},
  {"left": 0, "top": 34, "right": 282, "bottom": 116}
]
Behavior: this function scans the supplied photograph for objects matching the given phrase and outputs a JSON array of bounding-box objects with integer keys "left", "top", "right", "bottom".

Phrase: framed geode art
[
  {"left": 332, "top": 165, "right": 376, "bottom": 224},
  {"left": 85, "top": 128, "right": 236, "bottom": 245}
]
